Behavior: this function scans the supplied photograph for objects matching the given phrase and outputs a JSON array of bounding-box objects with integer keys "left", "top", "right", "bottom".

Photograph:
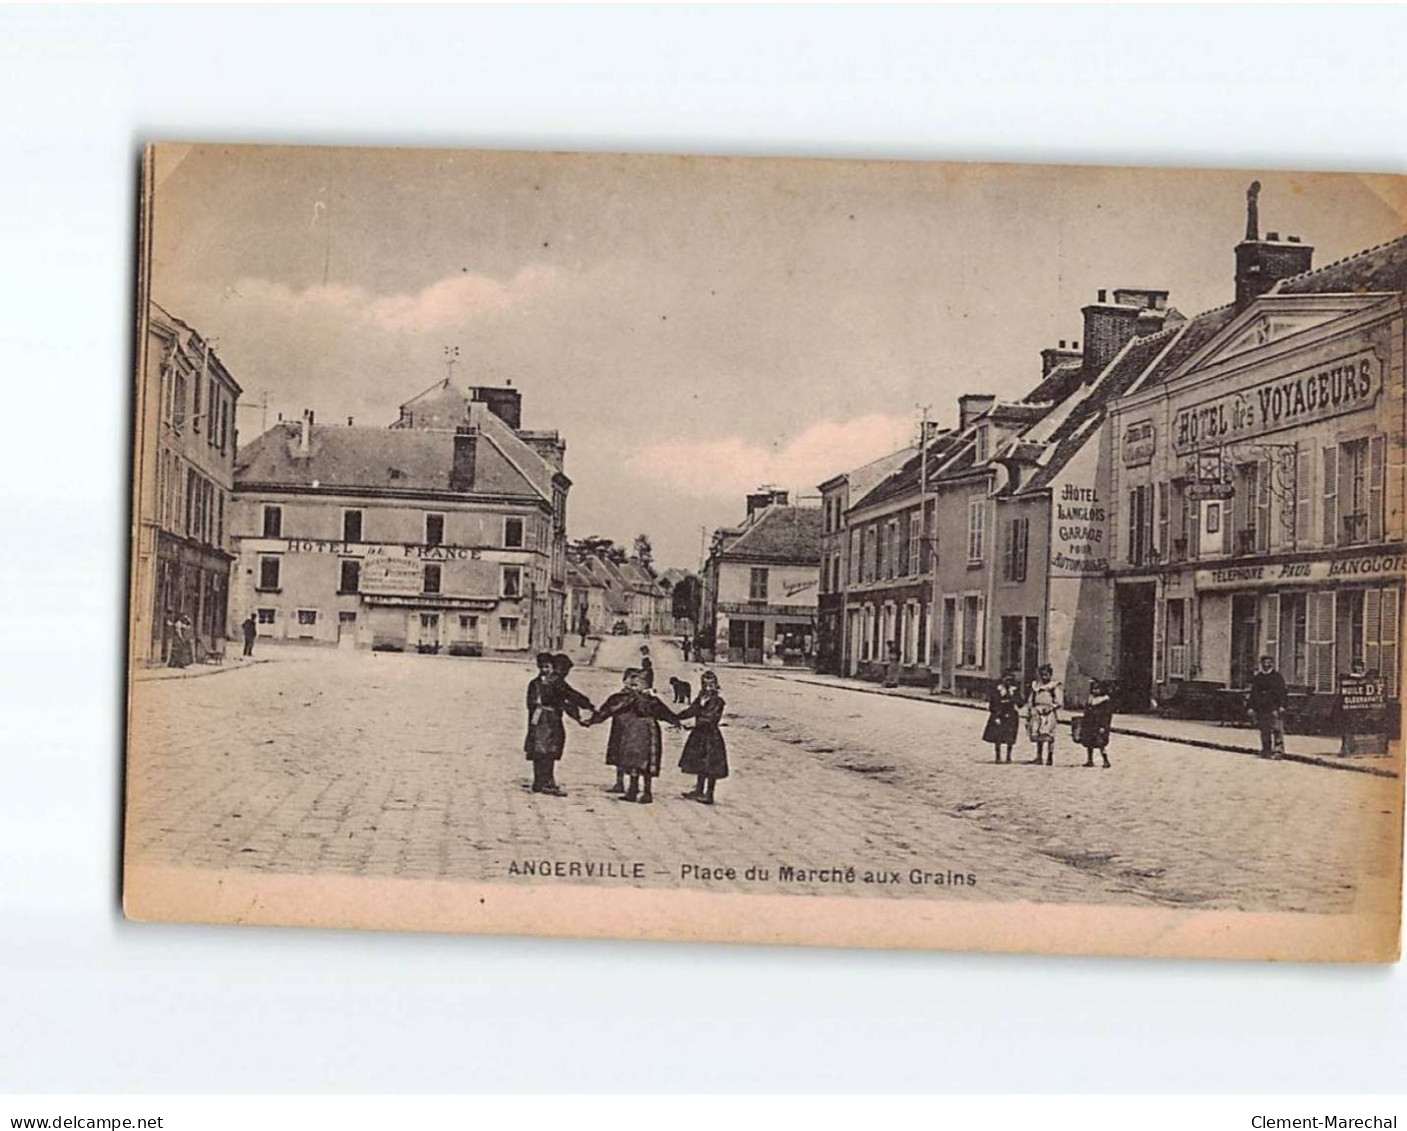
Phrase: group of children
[
  {"left": 982, "top": 664, "right": 1115, "bottom": 768},
  {"left": 522, "top": 646, "right": 730, "bottom": 805}
]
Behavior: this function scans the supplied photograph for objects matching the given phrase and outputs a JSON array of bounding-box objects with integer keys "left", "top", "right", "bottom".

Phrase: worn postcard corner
[{"left": 125, "top": 143, "right": 1405, "bottom": 961}]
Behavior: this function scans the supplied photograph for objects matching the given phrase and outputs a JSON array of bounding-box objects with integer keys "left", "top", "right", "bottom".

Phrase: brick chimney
[
  {"left": 519, "top": 429, "right": 566, "bottom": 472},
  {"left": 298, "top": 409, "right": 313, "bottom": 457},
  {"left": 469, "top": 385, "right": 523, "bottom": 430},
  {"left": 1234, "top": 181, "right": 1314, "bottom": 310},
  {"left": 1082, "top": 288, "right": 1171, "bottom": 376},
  {"left": 746, "top": 486, "right": 789, "bottom": 517},
  {"left": 958, "top": 394, "right": 996, "bottom": 431},
  {"left": 450, "top": 425, "right": 478, "bottom": 492},
  {"left": 1040, "top": 339, "right": 1082, "bottom": 377}
]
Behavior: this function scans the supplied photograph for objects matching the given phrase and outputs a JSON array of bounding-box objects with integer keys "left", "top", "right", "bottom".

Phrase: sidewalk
[{"left": 754, "top": 668, "right": 1400, "bottom": 778}]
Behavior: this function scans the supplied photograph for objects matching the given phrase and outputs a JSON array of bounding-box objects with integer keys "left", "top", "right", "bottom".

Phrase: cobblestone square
[{"left": 127, "top": 637, "right": 1402, "bottom": 913}]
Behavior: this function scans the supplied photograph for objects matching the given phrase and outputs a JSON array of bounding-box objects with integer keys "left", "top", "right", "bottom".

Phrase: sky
[{"left": 149, "top": 144, "right": 1406, "bottom": 570}]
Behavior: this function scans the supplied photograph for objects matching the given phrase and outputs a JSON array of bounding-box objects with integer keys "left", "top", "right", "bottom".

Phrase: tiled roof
[
  {"left": 235, "top": 400, "right": 556, "bottom": 500},
  {"left": 1274, "top": 234, "right": 1407, "bottom": 296},
  {"left": 1136, "top": 303, "right": 1239, "bottom": 388},
  {"left": 1015, "top": 327, "right": 1177, "bottom": 496},
  {"left": 1022, "top": 360, "right": 1085, "bottom": 405},
  {"left": 850, "top": 430, "right": 971, "bottom": 511},
  {"left": 720, "top": 505, "right": 823, "bottom": 564}
]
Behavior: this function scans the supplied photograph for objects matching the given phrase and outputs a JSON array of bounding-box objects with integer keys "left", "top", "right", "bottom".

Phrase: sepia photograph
[{"left": 124, "top": 143, "right": 1406, "bottom": 961}]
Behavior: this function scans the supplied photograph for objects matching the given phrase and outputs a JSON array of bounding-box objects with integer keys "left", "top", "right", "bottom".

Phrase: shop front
[
  {"left": 1184, "top": 549, "right": 1404, "bottom": 732},
  {"left": 717, "top": 605, "right": 815, "bottom": 666}
]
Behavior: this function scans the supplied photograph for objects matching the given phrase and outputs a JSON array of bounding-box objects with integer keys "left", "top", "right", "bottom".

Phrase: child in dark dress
[
  {"left": 677, "top": 670, "right": 728, "bottom": 804},
  {"left": 589, "top": 668, "right": 679, "bottom": 804},
  {"left": 982, "top": 671, "right": 1021, "bottom": 763},
  {"left": 522, "top": 653, "right": 593, "bottom": 796},
  {"left": 1081, "top": 679, "right": 1114, "bottom": 769}
]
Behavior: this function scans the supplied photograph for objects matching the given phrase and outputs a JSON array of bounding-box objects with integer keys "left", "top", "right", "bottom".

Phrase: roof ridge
[{"left": 1271, "top": 232, "right": 1407, "bottom": 290}]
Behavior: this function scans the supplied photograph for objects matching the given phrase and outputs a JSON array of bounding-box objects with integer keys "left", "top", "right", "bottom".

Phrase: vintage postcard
[{"left": 125, "top": 143, "right": 1406, "bottom": 961}]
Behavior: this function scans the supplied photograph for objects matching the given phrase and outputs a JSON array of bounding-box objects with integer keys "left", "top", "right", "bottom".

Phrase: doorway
[
  {"left": 1230, "top": 594, "right": 1260, "bottom": 689},
  {"left": 729, "top": 619, "right": 764, "bottom": 664},
  {"left": 1116, "top": 583, "right": 1156, "bottom": 711},
  {"left": 337, "top": 611, "right": 357, "bottom": 649}
]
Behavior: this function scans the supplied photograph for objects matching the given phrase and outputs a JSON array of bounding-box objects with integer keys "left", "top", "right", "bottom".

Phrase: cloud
[
  {"left": 623, "top": 414, "right": 915, "bottom": 500},
  {"left": 368, "top": 265, "right": 560, "bottom": 331},
  {"left": 225, "top": 265, "right": 561, "bottom": 334}
]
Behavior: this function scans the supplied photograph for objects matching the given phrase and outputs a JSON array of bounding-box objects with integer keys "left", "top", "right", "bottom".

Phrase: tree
[
  {"left": 632, "top": 533, "right": 654, "bottom": 572},
  {"left": 568, "top": 535, "right": 627, "bottom": 564}
]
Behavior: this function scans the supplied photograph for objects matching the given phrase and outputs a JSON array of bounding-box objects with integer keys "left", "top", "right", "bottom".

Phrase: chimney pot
[
  {"left": 347, "top": 416, "right": 354, "bottom": 427},
  {"left": 1288, "top": 235, "right": 1300, "bottom": 243},
  {"left": 1097, "top": 289, "right": 1107, "bottom": 303},
  {"left": 1072, "top": 340, "right": 1078, "bottom": 350},
  {"left": 1267, "top": 231, "right": 1280, "bottom": 242},
  {"left": 1058, "top": 340, "right": 1066, "bottom": 349}
]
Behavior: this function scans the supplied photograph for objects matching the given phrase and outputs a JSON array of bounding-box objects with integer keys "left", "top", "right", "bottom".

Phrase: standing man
[
  {"left": 241, "top": 613, "right": 257, "bottom": 658},
  {"left": 1248, "top": 654, "right": 1288, "bottom": 759},
  {"left": 639, "top": 644, "right": 655, "bottom": 690},
  {"left": 578, "top": 615, "right": 590, "bottom": 649}
]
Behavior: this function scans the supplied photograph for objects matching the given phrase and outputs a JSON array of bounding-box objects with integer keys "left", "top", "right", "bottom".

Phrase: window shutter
[
  {"left": 1308, "top": 591, "right": 1337, "bottom": 694},
  {"left": 1263, "top": 593, "right": 1280, "bottom": 674},
  {"left": 1369, "top": 434, "right": 1386, "bottom": 542},
  {"left": 1153, "top": 597, "right": 1165, "bottom": 685},
  {"left": 1322, "top": 447, "right": 1338, "bottom": 547},
  {"left": 1157, "top": 483, "right": 1169, "bottom": 559},
  {"left": 1002, "top": 520, "right": 1014, "bottom": 581},
  {"left": 1257, "top": 460, "right": 1271, "bottom": 553},
  {"left": 1142, "top": 487, "right": 1154, "bottom": 564},
  {"left": 1378, "top": 588, "right": 1399, "bottom": 701},
  {"left": 1128, "top": 489, "right": 1138, "bottom": 562},
  {"left": 976, "top": 594, "right": 987, "bottom": 669},
  {"left": 1295, "top": 443, "right": 1312, "bottom": 548}
]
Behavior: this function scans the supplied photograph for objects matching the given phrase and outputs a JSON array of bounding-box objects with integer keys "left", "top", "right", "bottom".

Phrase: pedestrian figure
[
  {"left": 241, "top": 613, "right": 257, "bottom": 657},
  {"left": 983, "top": 671, "right": 1022, "bottom": 762},
  {"left": 579, "top": 616, "right": 590, "bottom": 648},
  {"left": 168, "top": 614, "right": 194, "bottom": 669},
  {"left": 1026, "top": 663, "right": 1062, "bottom": 765},
  {"left": 1247, "top": 654, "right": 1287, "bottom": 759},
  {"left": 677, "top": 670, "right": 728, "bottom": 804},
  {"left": 1080, "top": 679, "right": 1114, "bottom": 768},
  {"left": 589, "top": 667, "right": 679, "bottom": 804},
  {"left": 523, "top": 653, "right": 591, "bottom": 796},
  {"left": 639, "top": 645, "right": 655, "bottom": 689},
  {"left": 883, "top": 641, "right": 900, "bottom": 688},
  {"left": 681, "top": 634, "right": 692, "bottom": 663}
]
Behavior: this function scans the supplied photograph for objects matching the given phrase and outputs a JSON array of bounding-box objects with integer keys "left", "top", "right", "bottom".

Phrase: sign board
[
  {"left": 1171, "top": 350, "right": 1380, "bottom": 455},
  {"left": 1122, "top": 420, "right": 1155, "bottom": 467},
  {"left": 1050, "top": 483, "right": 1109, "bottom": 576},
  {"left": 1338, "top": 674, "right": 1389, "bottom": 756},
  {"left": 1195, "top": 551, "right": 1407, "bottom": 591},
  {"left": 1187, "top": 480, "right": 1235, "bottom": 501},
  {"left": 360, "top": 557, "right": 421, "bottom": 595}
]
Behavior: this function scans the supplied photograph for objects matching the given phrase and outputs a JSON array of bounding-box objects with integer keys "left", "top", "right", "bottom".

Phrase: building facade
[
  {"left": 701, "top": 489, "right": 822, "bottom": 665},
  {"left": 816, "top": 446, "right": 916, "bottom": 675},
  {"left": 230, "top": 383, "right": 569, "bottom": 656},
  {"left": 131, "top": 302, "right": 242, "bottom": 665},
  {"left": 1108, "top": 228, "right": 1407, "bottom": 726}
]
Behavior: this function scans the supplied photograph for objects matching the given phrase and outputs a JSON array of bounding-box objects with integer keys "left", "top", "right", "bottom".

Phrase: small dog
[{"left": 669, "top": 676, "right": 692, "bottom": 704}]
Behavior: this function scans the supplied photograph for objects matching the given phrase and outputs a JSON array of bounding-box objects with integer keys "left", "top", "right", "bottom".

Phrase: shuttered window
[
  {"left": 967, "top": 500, "right": 986, "bottom": 564},
  {"left": 1322, "top": 446, "right": 1338, "bottom": 546},
  {"left": 1157, "top": 483, "right": 1169, "bottom": 560},
  {"left": 1266, "top": 455, "right": 1277, "bottom": 551},
  {"left": 1307, "top": 591, "right": 1337, "bottom": 694},
  {"left": 1262, "top": 592, "right": 1280, "bottom": 673},
  {"left": 1295, "top": 443, "right": 1313, "bottom": 548},
  {"left": 1369, "top": 433, "right": 1386, "bottom": 542},
  {"left": 1366, "top": 587, "right": 1400, "bottom": 700}
]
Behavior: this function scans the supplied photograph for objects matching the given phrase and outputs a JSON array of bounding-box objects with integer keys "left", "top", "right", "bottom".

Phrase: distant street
[{"left": 127, "top": 636, "right": 1400, "bottom": 912}]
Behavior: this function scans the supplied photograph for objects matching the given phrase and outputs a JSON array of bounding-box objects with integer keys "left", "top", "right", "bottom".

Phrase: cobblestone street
[{"left": 127, "top": 637, "right": 1401, "bottom": 913}]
